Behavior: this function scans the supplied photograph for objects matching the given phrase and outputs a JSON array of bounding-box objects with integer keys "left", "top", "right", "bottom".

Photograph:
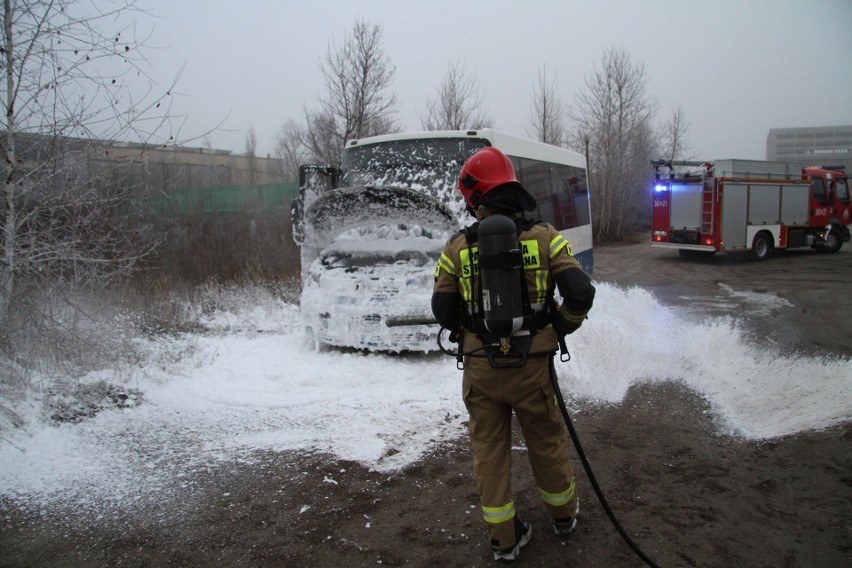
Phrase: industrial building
[{"left": 766, "top": 125, "right": 852, "bottom": 165}]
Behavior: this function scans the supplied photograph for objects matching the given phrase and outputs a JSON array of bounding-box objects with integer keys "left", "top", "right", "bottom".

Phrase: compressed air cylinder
[{"left": 477, "top": 214, "right": 524, "bottom": 338}]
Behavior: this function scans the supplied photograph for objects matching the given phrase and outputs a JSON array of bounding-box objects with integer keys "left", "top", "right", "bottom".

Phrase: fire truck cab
[
  {"left": 651, "top": 159, "right": 850, "bottom": 260},
  {"left": 805, "top": 165, "right": 850, "bottom": 230}
]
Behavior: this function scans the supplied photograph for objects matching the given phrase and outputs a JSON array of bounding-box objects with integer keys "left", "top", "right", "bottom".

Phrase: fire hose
[{"left": 548, "top": 355, "right": 662, "bottom": 568}]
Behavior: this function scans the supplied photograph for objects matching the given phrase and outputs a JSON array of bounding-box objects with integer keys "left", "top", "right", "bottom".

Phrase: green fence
[{"left": 146, "top": 182, "right": 300, "bottom": 214}]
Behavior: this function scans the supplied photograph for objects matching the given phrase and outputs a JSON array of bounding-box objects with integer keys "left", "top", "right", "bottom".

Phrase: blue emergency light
[{"left": 654, "top": 184, "right": 667, "bottom": 192}]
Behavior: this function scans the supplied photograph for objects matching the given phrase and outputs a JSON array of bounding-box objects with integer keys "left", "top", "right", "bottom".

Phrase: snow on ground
[
  {"left": 1, "top": 282, "right": 850, "bottom": 512},
  {"left": 675, "top": 282, "right": 794, "bottom": 317}
]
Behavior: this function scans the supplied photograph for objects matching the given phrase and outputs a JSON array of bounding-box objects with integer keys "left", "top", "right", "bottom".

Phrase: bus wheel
[{"left": 751, "top": 232, "right": 773, "bottom": 260}]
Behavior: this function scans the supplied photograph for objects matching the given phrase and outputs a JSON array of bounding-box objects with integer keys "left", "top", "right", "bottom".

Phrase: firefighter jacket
[{"left": 432, "top": 217, "right": 594, "bottom": 355}]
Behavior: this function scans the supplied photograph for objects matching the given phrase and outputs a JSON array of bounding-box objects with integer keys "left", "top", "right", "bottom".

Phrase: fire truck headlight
[{"left": 654, "top": 184, "right": 666, "bottom": 192}]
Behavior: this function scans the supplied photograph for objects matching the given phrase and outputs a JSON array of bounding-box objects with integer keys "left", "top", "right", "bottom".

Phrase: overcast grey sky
[{"left": 139, "top": 0, "right": 852, "bottom": 160}]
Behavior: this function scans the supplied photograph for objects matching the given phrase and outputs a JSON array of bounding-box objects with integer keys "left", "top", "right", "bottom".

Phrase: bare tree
[
  {"left": 273, "top": 119, "right": 306, "bottom": 183},
  {"left": 527, "top": 66, "right": 565, "bottom": 146},
  {"left": 659, "top": 105, "right": 694, "bottom": 161},
  {"left": 244, "top": 127, "right": 257, "bottom": 156},
  {"left": 1, "top": 0, "right": 177, "bottom": 322},
  {"left": 244, "top": 126, "right": 257, "bottom": 184},
  {"left": 420, "top": 59, "right": 494, "bottom": 131},
  {"left": 568, "top": 47, "right": 658, "bottom": 241},
  {"left": 301, "top": 107, "right": 339, "bottom": 166},
  {"left": 303, "top": 19, "right": 398, "bottom": 164}
]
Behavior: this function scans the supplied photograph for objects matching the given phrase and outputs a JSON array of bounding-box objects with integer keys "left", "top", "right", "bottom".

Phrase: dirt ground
[{"left": 2, "top": 239, "right": 850, "bottom": 568}]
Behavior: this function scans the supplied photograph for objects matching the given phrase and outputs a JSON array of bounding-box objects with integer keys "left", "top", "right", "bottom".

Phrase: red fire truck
[{"left": 650, "top": 159, "right": 850, "bottom": 259}]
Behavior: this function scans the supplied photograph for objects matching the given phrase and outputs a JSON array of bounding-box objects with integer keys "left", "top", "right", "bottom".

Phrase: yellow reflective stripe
[
  {"left": 435, "top": 252, "right": 455, "bottom": 277},
  {"left": 482, "top": 501, "right": 516, "bottom": 524},
  {"left": 460, "top": 275, "right": 474, "bottom": 305},
  {"left": 560, "top": 305, "right": 587, "bottom": 323},
  {"left": 549, "top": 234, "right": 573, "bottom": 258},
  {"left": 534, "top": 269, "right": 548, "bottom": 305},
  {"left": 538, "top": 479, "right": 576, "bottom": 507}
]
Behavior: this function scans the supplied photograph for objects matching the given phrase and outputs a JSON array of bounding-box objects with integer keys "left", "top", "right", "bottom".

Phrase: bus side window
[
  {"left": 507, "top": 155, "right": 590, "bottom": 231},
  {"left": 513, "top": 157, "right": 548, "bottom": 224}
]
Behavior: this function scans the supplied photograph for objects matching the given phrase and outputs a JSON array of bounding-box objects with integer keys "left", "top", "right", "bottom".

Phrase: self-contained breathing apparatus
[{"left": 444, "top": 214, "right": 570, "bottom": 369}]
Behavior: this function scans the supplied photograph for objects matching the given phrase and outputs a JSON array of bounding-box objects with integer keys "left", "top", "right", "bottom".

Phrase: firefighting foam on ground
[{"left": 1, "top": 278, "right": 848, "bottom": 514}]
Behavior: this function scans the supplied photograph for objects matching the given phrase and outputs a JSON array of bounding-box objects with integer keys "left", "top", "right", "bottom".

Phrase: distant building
[
  {"left": 9, "top": 133, "right": 298, "bottom": 214},
  {"left": 766, "top": 125, "right": 852, "bottom": 165}
]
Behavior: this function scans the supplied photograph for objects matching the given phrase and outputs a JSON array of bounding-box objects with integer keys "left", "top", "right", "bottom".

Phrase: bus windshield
[{"left": 341, "top": 138, "right": 488, "bottom": 218}]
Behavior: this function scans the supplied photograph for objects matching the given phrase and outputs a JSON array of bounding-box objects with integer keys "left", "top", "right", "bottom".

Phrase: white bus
[{"left": 293, "top": 128, "right": 593, "bottom": 352}]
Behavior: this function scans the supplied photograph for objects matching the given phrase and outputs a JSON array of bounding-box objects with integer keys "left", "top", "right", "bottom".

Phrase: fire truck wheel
[
  {"left": 819, "top": 227, "right": 843, "bottom": 254},
  {"left": 751, "top": 232, "right": 773, "bottom": 261}
]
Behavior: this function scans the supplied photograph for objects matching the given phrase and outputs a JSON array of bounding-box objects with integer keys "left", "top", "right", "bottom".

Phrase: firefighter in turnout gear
[{"left": 432, "top": 147, "right": 595, "bottom": 562}]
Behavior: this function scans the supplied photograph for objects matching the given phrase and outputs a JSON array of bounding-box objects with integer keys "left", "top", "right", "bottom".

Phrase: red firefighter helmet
[{"left": 458, "top": 147, "right": 522, "bottom": 209}]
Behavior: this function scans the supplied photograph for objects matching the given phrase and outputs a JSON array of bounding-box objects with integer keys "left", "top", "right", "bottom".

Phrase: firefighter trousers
[{"left": 462, "top": 353, "right": 578, "bottom": 551}]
